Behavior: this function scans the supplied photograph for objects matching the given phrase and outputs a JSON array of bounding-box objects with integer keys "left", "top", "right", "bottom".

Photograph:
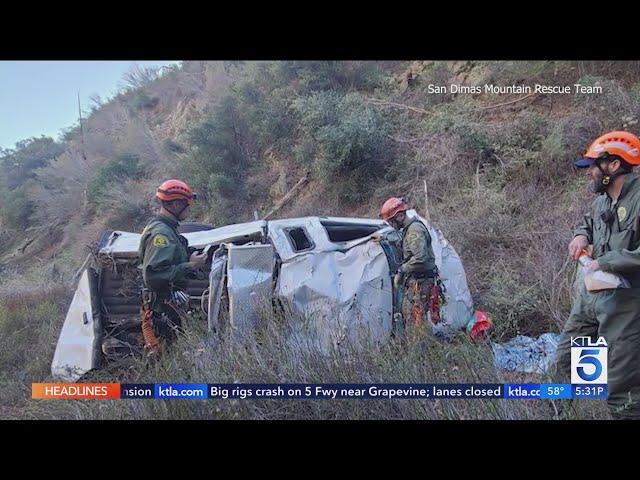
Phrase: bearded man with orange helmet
[
  {"left": 380, "top": 197, "right": 438, "bottom": 330},
  {"left": 138, "top": 180, "right": 207, "bottom": 346},
  {"left": 554, "top": 131, "right": 640, "bottom": 419}
]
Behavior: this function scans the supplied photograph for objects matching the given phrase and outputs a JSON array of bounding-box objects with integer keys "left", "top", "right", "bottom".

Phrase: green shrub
[
  {"left": 162, "top": 139, "right": 186, "bottom": 154},
  {"left": 0, "top": 136, "right": 65, "bottom": 190},
  {"left": 421, "top": 104, "right": 493, "bottom": 156},
  {"left": 483, "top": 60, "right": 561, "bottom": 85},
  {"left": 573, "top": 75, "right": 635, "bottom": 130},
  {"left": 294, "top": 91, "right": 394, "bottom": 202},
  {"left": 181, "top": 62, "right": 389, "bottom": 219},
  {"left": 538, "top": 113, "right": 602, "bottom": 183},
  {"left": 232, "top": 82, "right": 297, "bottom": 153},
  {"left": 247, "top": 61, "right": 384, "bottom": 94},
  {"left": 130, "top": 90, "right": 159, "bottom": 110},
  {"left": 88, "top": 153, "right": 145, "bottom": 205},
  {"left": 0, "top": 187, "right": 33, "bottom": 229},
  {"left": 100, "top": 185, "right": 155, "bottom": 231},
  {"left": 184, "top": 97, "right": 251, "bottom": 224},
  {"left": 281, "top": 61, "right": 383, "bottom": 93},
  {"left": 630, "top": 81, "right": 640, "bottom": 104}
]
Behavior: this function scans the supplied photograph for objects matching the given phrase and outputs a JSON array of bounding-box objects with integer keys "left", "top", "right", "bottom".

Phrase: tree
[
  {"left": 0, "top": 136, "right": 65, "bottom": 190},
  {"left": 87, "top": 153, "right": 145, "bottom": 205},
  {"left": 0, "top": 187, "right": 33, "bottom": 229},
  {"left": 184, "top": 97, "right": 251, "bottom": 223}
]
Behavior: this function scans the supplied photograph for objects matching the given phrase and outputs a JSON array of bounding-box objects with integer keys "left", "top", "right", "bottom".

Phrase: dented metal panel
[
  {"left": 272, "top": 212, "right": 473, "bottom": 343},
  {"left": 98, "top": 231, "right": 141, "bottom": 257},
  {"left": 186, "top": 221, "right": 265, "bottom": 248},
  {"left": 268, "top": 217, "right": 331, "bottom": 261},
  {"left": 207, "top": 247, "right": 227, "bottom": 332},
  {"left": 98, "top": 221, "right": 266, "bottom": 257},
  {"left": 268, "top": 217, "right": 387, "bottom": 260},
  {"left": 277, "top": 239, "right": 393, "bottom": 351},
  {"left": 51, "top": 269, "right": 99, "bottom": 380},
  {"left": 227, "top": 244, "right": 275, "bottom": 330}
]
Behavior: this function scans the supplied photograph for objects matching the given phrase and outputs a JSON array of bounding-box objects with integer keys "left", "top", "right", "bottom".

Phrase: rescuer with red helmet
[
  {"left": 380, "top": 197, "right": 440, "bottom": 332},
  {"left": 137, "top": 180, "right": 207, "bottom": 355}
]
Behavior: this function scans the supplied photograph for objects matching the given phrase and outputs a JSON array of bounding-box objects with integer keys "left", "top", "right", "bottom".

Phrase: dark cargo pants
[
  {"left": 554, "top": 286, "right": 640, "bottom": 419},
  {"left": 151, "top": 301, "right": 186, "bottom": 341}
]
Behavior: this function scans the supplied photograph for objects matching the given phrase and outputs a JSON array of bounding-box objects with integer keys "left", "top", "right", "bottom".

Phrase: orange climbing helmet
[
  {"left": 380, "top": 197, "right": 409, "bottom": 222},
  {"left": 156, "top": 179, "right": 197, "bottom": 205},
  {"left": 576, "top": 131, "right": 640, "bottom": 168}
]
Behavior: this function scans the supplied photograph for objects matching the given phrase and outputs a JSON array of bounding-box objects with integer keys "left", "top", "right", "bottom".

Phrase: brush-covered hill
[{"left": 2, "top": 60, "right": 640, "bottom": 419}]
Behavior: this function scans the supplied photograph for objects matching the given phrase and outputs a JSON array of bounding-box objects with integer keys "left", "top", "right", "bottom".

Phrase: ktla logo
[{"left": 571, "top": 336, "right": 608, "bottom": 384}]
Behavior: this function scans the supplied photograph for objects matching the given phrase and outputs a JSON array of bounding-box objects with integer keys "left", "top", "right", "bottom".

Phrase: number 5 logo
[
  {"left": 571, "top": 340, "right": 608, "bottom": 384},
  {"left": 577, "top": 349, "right": 602, "bottom": 382}
]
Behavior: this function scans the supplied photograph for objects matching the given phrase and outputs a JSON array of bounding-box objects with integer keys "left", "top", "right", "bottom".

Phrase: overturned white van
[{"left": 51, "top": 211, "right": 475, "bottom": 381}]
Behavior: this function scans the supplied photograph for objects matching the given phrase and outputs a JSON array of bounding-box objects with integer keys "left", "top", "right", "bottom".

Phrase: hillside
[{"left": 2, "top": 60, "right": 639, "bottom": 419}]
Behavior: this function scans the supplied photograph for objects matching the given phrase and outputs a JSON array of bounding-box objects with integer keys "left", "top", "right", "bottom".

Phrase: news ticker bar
[{"left": 31, "top": 383, "right": 608, "bottom": 400}]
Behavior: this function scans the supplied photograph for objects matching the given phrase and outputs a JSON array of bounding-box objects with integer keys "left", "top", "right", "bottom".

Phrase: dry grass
[{"left": 2, "top": 305, "right": 609, "bottom": 420}]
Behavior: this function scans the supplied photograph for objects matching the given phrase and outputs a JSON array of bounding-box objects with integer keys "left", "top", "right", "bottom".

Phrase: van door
[
  {"left": 226, "top": 243, "right": 276, "bottom": 331},
  {"left": 51, "top": 268, "right": 101, "bottom": 381}
]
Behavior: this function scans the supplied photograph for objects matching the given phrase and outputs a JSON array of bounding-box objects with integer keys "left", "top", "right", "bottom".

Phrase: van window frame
[{"left": 284, "top": 226, "right": 315, "bottom": 253}]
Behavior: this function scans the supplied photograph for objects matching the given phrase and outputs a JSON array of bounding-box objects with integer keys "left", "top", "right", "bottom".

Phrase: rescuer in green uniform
[
  {"left": 138, "top": 179, "right": 207, "bottom": 352},
  {"left": 555, "top": 131, "right": 640, "bottom": 419},
  {"left": 380, "top": 197, "right": 440, "bottom": 330}
]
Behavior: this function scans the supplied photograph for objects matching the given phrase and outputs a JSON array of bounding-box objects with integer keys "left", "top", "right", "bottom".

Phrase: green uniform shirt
[
  {"left": 574, "top": 174, "right": 640, "bottom": 286},
  {"left": 138, "top": 215, "right": 194, "bottom": 295},
  {"left": 399, "top": 218, "right": 437, "bottom": 277}
]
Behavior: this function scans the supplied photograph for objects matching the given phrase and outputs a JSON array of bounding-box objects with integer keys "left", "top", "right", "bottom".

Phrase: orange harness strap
[
  {"left": 429, "top": 283, "right": 441, "bottom": 325},
  {"left": 410, "top": 280, "right": 425, "bottom": 326},
  {"left": 141, "top": 303, "right": 162, "bottom": 357}
]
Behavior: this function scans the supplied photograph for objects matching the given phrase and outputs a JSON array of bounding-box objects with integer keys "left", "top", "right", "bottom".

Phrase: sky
[{"left": 0, "top": 61, "right": 180, "bottom": 150}]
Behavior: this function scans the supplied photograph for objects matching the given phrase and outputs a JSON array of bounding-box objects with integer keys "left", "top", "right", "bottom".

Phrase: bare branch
[
  {"left": 263, "top": 176, "right": 309, "bottom": 220},
  {"left": 478, "top": 93, "right": 537, "bottom": 111}
]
